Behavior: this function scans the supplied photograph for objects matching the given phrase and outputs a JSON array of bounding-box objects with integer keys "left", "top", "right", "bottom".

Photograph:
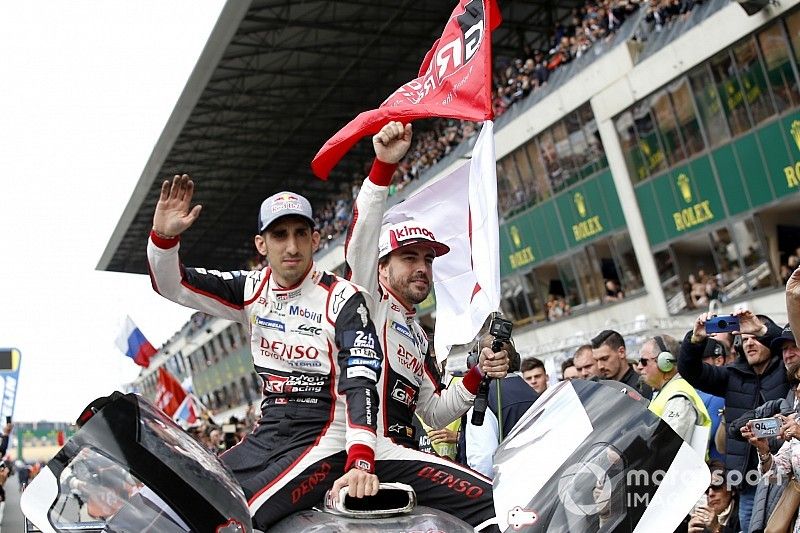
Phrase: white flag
[{"left": 384, "top": 121, "right": 500, "bottom": 360}]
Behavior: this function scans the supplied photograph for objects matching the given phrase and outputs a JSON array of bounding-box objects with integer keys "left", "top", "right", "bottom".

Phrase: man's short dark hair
[
  {"left": 573, "top": 344, "right": 593, "bottom": 359},
  {"left": 521, "top": 357, "right": 545, "bottom": 373},
  {"left": 591, "top": 329, "right": 625, "bottom": 351},
  {"left": 561, "top": 358, "right": 575, "bottom": 374}
]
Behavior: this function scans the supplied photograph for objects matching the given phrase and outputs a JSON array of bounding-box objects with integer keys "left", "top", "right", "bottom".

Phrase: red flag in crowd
[
  {"left": 154, "top": 367, "right": 187, "bottom": 418},
  {"left": 56, "top": 430, "right": 65, "bottom": 446},
  {"left": 311, "top": 0, "right": 501, "bottom": 179}
]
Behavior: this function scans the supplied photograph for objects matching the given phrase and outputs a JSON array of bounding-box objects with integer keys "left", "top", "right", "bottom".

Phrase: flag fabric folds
[
  {"left": 114, "top": 316, "right": 155, "bottom": 368},
  {"left": 155, "top": 367, "right": 197, "bottom": 425},
  {"left": 383, "top": 121, "right": 499, "bottom": 360},
  {"left": 311, "top": 0, "right": 501, "bottom": 179}
]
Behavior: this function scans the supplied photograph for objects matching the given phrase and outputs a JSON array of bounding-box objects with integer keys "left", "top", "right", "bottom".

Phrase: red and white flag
[
  {"left": 384, "top": 121, "right": 499, "bottom": 360},
  {"left": 154, "top": 367, "right": 196, "bottom": 424},
  {"left": 312, "top": 0, "right": 501, "bottom": 179}
]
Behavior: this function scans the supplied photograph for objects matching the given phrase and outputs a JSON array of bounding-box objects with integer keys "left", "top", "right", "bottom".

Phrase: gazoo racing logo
[
  {"left": 263, "top": 374, "right": 325, "bottom": 394},
  {"left": 289, "top": 305, "right": 322, "bottom": 323},
  {"left": 391, "top": 379, "right": 417, "bottom": 408},
  {"left": 382, "top": 0, "right": 485, "bottom": 105}
]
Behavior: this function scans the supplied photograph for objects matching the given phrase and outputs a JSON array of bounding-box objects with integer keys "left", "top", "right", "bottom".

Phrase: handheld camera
[
  {"left": 471, "top": 316, "right": 513, "bottom": 426},
  {"left": 706, "top": 315, "right": 740, "bottom": 334}
]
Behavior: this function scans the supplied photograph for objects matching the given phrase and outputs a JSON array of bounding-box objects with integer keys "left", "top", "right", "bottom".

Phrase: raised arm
[
  {"left": 147, "top": 174, "right": 250, "bottom": 324},
  {"left": 788, "top": 267, "right": 800, "bottom": 345},
  {"left": 152, "top": 174, "right": 203, "bottom": 239},
  {"left": 677, "top": 313, "right": 729, "bottom": 397},
  {"left": 344, "top": 122, "right": 412, "bottom": 300}
]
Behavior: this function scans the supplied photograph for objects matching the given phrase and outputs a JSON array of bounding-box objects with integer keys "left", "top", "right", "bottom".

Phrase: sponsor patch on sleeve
[
  {"left": 347, "top": 366, "right": 377, "bottom": 382},
  {"left": 347, "top": 357, "right": 382, "bottom": 370},
  {"left": 342, "top": 330, "right": 377, "bottom": 350}
]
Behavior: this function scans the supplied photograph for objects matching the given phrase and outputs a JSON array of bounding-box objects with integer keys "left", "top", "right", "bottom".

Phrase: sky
[{"left": 0, "top": 1, "right": 227, "bottom": 421}]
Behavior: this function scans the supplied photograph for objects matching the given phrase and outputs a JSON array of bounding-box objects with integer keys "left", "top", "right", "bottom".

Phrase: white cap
[{"left": 378, "top": 221, "right": 450, "bottom": 259}]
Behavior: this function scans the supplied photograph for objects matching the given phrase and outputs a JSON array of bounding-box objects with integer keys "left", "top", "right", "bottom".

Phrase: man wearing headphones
[{"left": 640, "top": 335, "right": 711, "bottom": 451}]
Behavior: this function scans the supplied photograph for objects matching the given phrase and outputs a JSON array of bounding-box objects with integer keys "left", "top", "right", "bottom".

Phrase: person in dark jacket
[
  {"left": 591, "top": 329, "right": 652, "bottom": 398},
  {"left": 463, "top": 336, "right": 539, "bottom": 478},
  {"left": 677, "top": 309, "right": 786, "bottom": 533}
]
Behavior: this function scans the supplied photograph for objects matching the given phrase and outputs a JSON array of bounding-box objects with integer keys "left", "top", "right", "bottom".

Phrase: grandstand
[{"left": 100, "top": 0, "right": 800, "bottom": 410}]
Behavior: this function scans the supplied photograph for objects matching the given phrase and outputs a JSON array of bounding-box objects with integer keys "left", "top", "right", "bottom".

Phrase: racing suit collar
[
  {"left": 379, "top": 280, "right": 417, "bottom": 317},
  {"left": 267, "top": 261, "right": 319, "bottom": 303}
]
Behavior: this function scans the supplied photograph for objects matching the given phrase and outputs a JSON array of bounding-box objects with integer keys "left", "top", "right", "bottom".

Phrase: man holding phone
[{"left": 678, "top": 309, "right": 786, "bottom": 532}]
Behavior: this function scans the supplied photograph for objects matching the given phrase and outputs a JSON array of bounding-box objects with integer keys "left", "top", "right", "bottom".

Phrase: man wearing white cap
[
  {"left": 147, "top": 175, "right": 384, "bottom": 529},
  {"left": 344, "top": 122, "right": 508, "bottom": 530}
]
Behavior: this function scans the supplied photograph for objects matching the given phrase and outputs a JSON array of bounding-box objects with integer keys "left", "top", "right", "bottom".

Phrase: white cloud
[{"left": 0, "top": 1, "right": 226, "bottom": 421}]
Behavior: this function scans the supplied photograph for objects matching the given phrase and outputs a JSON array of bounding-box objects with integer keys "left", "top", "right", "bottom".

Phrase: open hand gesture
[{"left": 152, "top": 174, "right": 202, "bottom": 238}]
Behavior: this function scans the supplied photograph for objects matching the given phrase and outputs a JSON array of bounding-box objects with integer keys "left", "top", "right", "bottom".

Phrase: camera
[
  {"left": 489, "top": 316, "right": 513, "bottom": 343},
  {"left": 706, "top": 315, "right": 740, "bottom": 334},
  {"left": 472, "top": 315, "right": 514, "bottom": 426}
]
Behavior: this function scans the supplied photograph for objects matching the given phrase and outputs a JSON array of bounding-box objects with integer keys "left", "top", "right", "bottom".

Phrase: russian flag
[{"left": 114, "top": 315, "right": 156, "bottom": 368}]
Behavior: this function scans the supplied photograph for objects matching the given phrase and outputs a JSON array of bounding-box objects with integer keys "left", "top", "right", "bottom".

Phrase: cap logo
[
  {"left": 271, "top": 193, "right": 302, "bottom": 213},
  {"left": 390, "top": 225, "right": 436, "bottom": 242}
]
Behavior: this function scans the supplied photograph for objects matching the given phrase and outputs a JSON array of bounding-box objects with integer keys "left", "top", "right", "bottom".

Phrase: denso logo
[
  {"left": 391, "top": 380, "right": 417, "bottom": 408},
  {"left": 260, "top": 338, "right": 320, "bottom": 360},
  {"left": 417, "top": 466, "right": 485, "bottom": 499},
  {"left": 292, "top": 462, "right": 331, "bottom": 504},
  {"left": 397, "top": 344, "right": 424, "bottom": 378},
  {"left": 289, "top": 305, "right": 322, "bottom": 323},
  {"left": 390, "top": 225, "right": 436, "bottom": 242}
]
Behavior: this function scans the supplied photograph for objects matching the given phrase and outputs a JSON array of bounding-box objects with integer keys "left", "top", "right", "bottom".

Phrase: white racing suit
[
  {"left": 343, "top": 160, "right": 498, "bottom": 530},
  {"left": 147, "top": 232, "right": 382, "bottom": 529}
]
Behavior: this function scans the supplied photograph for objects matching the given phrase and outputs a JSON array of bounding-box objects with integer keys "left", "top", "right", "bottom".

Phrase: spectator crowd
[{"left": 255, "top": 0, "right": 710, "bottom": 262}]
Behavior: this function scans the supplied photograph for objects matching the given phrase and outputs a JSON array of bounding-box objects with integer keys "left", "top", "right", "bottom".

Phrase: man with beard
[
  {"left": 678, "top": 309, "right": 786, "bottom": 532},
  {"left": 344, "top": 121, "right": 509, "bottom": 530}
]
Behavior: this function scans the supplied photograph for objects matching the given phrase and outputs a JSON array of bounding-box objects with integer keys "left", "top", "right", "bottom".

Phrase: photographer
[{"left": 678, "top": 309, "right": 786, "bottom": 531}]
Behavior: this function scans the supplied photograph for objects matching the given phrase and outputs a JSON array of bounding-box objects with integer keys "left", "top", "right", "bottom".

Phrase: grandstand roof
[{"left": 98, "top": 0, "right": 584, "bottom": 274}]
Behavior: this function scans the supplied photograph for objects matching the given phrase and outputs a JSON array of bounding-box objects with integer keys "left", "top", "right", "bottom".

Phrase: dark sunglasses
[{"left": 638, "top": 357, "right": 655, "bottom": 366}]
